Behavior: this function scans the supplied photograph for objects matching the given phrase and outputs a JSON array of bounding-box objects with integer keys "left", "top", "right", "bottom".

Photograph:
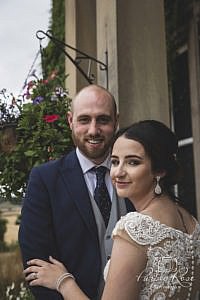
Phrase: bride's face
[{"left": 110, "top": 136, "right": 156, "bottom": 201}]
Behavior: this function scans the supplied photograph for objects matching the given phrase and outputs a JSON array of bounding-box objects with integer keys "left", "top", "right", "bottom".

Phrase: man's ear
[
  {"left": 67, "top": 111, "right": 73, "bottom": 130},
  {"left": 115, "top": 113, "right": 119, "bottom": 131}
]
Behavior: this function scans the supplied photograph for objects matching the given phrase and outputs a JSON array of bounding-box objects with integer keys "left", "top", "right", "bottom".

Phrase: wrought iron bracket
[{"left": 36, "top": 30, "right": 108, "bottom": 88}]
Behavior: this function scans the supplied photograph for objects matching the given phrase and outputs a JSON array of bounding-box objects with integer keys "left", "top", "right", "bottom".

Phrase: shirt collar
[{"left": 76, "top": 148, "right": 111, "bottom": 174}]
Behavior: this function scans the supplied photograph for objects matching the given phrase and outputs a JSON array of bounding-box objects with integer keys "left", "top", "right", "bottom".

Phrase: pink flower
[
  {"left": 43, "top": 114, "right": 60, "bottom": 123},
  {"left": 27, "top": 81, "right": 34, "bottom": 88},
  {"left": 43, "top": 79, "right": 49, "bottom": 84}
]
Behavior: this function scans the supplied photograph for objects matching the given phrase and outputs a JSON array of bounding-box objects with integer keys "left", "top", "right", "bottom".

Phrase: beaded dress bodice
[{"left": 105, "top": 212, "right": 200, "bottom": 300}]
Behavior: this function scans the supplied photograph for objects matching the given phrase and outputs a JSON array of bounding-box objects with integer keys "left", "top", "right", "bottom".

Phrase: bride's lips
[{"left": 115, "top": 181, "right": 131, "bottom": 188}]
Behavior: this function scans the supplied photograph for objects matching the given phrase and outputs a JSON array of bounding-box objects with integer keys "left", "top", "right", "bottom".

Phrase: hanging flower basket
[{"left": 0, "top": 71, "right": 73, "bottom": 201}]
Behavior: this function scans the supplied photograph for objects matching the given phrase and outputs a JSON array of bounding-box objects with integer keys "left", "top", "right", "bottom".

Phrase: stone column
[
  {"left": 65, "top": 0, "right": 97, "bottom": 98},
  {"left": 96, "top": 0, "right": 169, "bottom": 126}
]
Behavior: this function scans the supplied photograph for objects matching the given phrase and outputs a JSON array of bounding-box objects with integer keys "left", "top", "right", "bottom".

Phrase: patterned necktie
[{"left": 93, "top": 166, "right": 111, "bottom": 227}]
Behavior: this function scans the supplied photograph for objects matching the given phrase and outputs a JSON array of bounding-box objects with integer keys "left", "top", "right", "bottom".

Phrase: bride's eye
[
  {"left": 129, "top": 159, "right": 140, "bottom": 166},
  {"left": 111, "top": 159, "right": 119, "bottom": 166}
]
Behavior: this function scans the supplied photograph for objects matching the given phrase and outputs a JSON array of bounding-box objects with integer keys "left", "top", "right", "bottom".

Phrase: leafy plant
[
  {"left": 5, "top": 282, "right": 34, "bottom": 300},
  {"left": 0, "top": 89, "right": 21, "bottom": 129},
  {"left": 42, "top": 0, "right": 65, "bottom": 79},
  {"left": 0, "top": 72, "right": 73, "bottom": 201}
]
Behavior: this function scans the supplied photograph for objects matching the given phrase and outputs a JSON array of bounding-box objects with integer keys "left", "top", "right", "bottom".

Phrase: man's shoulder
[{"left": 33, "top": 149, "right": 77, "bottom": 173}]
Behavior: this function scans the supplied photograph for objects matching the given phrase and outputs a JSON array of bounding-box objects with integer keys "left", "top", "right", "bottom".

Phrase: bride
[{"left": 23, "top": 120, "right": 200, "bottom": 299}]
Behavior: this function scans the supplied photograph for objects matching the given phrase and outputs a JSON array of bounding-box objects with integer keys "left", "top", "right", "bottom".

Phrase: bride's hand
[{"left": 23, "top": 256, "right": 69, "bottom": 291}]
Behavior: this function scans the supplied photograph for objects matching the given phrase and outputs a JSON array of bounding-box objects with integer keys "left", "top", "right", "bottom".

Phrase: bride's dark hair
[{"left": 113, "top": 120, "right": 181, "bottom": 201}]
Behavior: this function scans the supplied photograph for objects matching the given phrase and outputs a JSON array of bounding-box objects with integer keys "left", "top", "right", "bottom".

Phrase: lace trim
[
  {"left": 112, "top": 212, "right": 200, "bottom": 245},
  {"left": 112, "top": 212, "right": 200, "bottom": 299}
]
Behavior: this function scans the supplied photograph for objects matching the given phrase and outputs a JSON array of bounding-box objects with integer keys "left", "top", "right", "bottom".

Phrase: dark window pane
[
  {"left": 177, "top": 144, "right": 196, "bottom": 216},
  {"left": 172, "top": 51, "right": 192, "bottom": 140}
]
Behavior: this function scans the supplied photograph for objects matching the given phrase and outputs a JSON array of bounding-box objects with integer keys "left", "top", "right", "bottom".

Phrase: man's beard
[{"left": 72, "top": 132, "right": 112, "bottom": 161}]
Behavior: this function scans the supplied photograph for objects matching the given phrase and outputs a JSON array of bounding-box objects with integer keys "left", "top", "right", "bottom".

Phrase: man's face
[{"left": 67, "top": 87, "right": 118, "bottom": 164}]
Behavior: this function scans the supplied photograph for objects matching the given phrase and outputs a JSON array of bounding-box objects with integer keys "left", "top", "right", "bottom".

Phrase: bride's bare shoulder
[{"left": 142, "top": 197, "right": 196, "bottom": 234}]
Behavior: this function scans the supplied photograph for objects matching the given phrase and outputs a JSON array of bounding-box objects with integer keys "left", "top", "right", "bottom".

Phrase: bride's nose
[{"left": 114, "top": 164, "right": 126, "bottom": 177}]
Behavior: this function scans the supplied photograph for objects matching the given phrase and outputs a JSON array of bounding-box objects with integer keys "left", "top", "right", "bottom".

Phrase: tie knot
[{"left": 94, "top": 166, "right": 107, "bottom": 178}]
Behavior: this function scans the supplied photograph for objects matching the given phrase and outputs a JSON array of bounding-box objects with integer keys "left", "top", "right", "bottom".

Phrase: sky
[{"left": 0, "top": 0, "right": 51, "bottom": 98}]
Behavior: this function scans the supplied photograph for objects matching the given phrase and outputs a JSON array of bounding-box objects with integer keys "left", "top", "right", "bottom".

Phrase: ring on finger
[{"left": 32, "top": 272, "right": 38, "bottom": 280}]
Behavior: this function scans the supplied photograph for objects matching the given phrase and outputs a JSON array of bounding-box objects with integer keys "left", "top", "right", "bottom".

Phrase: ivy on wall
[{"left": 42, "top": 0, "right": 65, "bottom": 80}]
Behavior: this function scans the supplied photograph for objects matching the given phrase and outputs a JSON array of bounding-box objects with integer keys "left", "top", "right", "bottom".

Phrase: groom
[{"left": 19, "top": 84, "right": 134, "bottom": 300}]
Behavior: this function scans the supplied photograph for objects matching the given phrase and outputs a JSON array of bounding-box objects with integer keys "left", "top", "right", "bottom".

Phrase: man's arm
[{"left": 18, "top": 166, "right": 63, "bottom": 300}]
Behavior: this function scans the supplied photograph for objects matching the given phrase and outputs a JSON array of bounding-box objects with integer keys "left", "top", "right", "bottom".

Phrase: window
[{"left": 171, "top": 48, "right": 196, "bottom": 216}]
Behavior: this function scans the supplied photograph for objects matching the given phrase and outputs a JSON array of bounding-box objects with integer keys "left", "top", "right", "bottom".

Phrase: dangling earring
[{"left": 154, "top": 176, "right": 162, "bottom": 195}]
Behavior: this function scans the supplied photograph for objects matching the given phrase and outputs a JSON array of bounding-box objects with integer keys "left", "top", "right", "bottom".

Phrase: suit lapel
[{"left": 59, "top": 151, "right": 99, "bottom": 242}]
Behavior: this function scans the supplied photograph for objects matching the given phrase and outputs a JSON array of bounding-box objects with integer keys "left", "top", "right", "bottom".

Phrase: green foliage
[
  {"left": 0, "top": 72, "right": 73, "bottom": 201},
  {"left": 4, "top": 282, "right": 35, "bottom": 300},
  {"left": 0, "top": 0, "right": 68, "bottom": 202},
  {"left": 42, "top": 0, "right": 65, "bottom": 79},
  {"left": 0, "top": 89, "right": 20, "bottom": 128}
]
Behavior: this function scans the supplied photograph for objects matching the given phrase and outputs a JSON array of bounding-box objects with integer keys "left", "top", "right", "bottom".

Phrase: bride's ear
[{"left": 155, "top": 170, "right": 166, "bottom": 179}]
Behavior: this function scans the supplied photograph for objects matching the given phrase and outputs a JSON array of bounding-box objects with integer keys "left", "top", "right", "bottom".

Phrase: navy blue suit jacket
[{"left": 19, "top": 150, "right": 134, "bottom": 299}]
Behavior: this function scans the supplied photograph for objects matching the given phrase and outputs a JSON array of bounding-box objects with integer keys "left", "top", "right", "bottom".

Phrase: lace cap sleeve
[{"left": 112, "top": 212, "right": 173, "bottom": 246}]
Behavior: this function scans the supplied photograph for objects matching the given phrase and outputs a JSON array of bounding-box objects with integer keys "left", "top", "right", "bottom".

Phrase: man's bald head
[{"left": 71, "top": 84, "right": 117, "bottom": 118}]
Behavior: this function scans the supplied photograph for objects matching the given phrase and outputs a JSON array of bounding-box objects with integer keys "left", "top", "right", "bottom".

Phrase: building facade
[{"left": 65, "top": 0, "right": 200, "bottom": 219}]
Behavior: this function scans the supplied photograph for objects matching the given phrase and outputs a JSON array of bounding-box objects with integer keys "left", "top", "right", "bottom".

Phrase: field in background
[
  {"left": 0, "top": 248, "right": 24, "bottom": 281},
  {"left": 0, "top": 247, "right": 25, "bottom": 299},
  {"left": 0, "top": 202, "right": 25, "bottom": 298}
]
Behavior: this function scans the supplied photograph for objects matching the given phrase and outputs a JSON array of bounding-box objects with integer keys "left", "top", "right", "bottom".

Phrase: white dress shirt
[{"left": 76, "top": 148, "right": 113, "bottom": 200}]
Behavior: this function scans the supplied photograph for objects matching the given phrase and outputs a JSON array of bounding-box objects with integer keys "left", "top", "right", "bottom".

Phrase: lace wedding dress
[{"left": 104, "top": 212, "right": 200, "bottom": 299}]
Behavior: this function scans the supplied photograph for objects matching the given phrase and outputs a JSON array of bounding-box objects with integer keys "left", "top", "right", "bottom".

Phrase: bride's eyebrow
[
  {"left": 111, "top": 155, "right": 143, "bottom": 159},
  {"left": 111, "top": 155, "right": 118, "bottom": 158},
  {"left": 125, "top": 155, "right": 143, "bottom": 160}
]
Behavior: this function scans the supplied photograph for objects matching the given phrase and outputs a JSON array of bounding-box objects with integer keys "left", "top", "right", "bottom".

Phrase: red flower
[
  {"left": 42, "top": 79, "right": 49, "bottom": 84},
  {"left": 43, "top": 114, "right": 60, "bottom": 123}
]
